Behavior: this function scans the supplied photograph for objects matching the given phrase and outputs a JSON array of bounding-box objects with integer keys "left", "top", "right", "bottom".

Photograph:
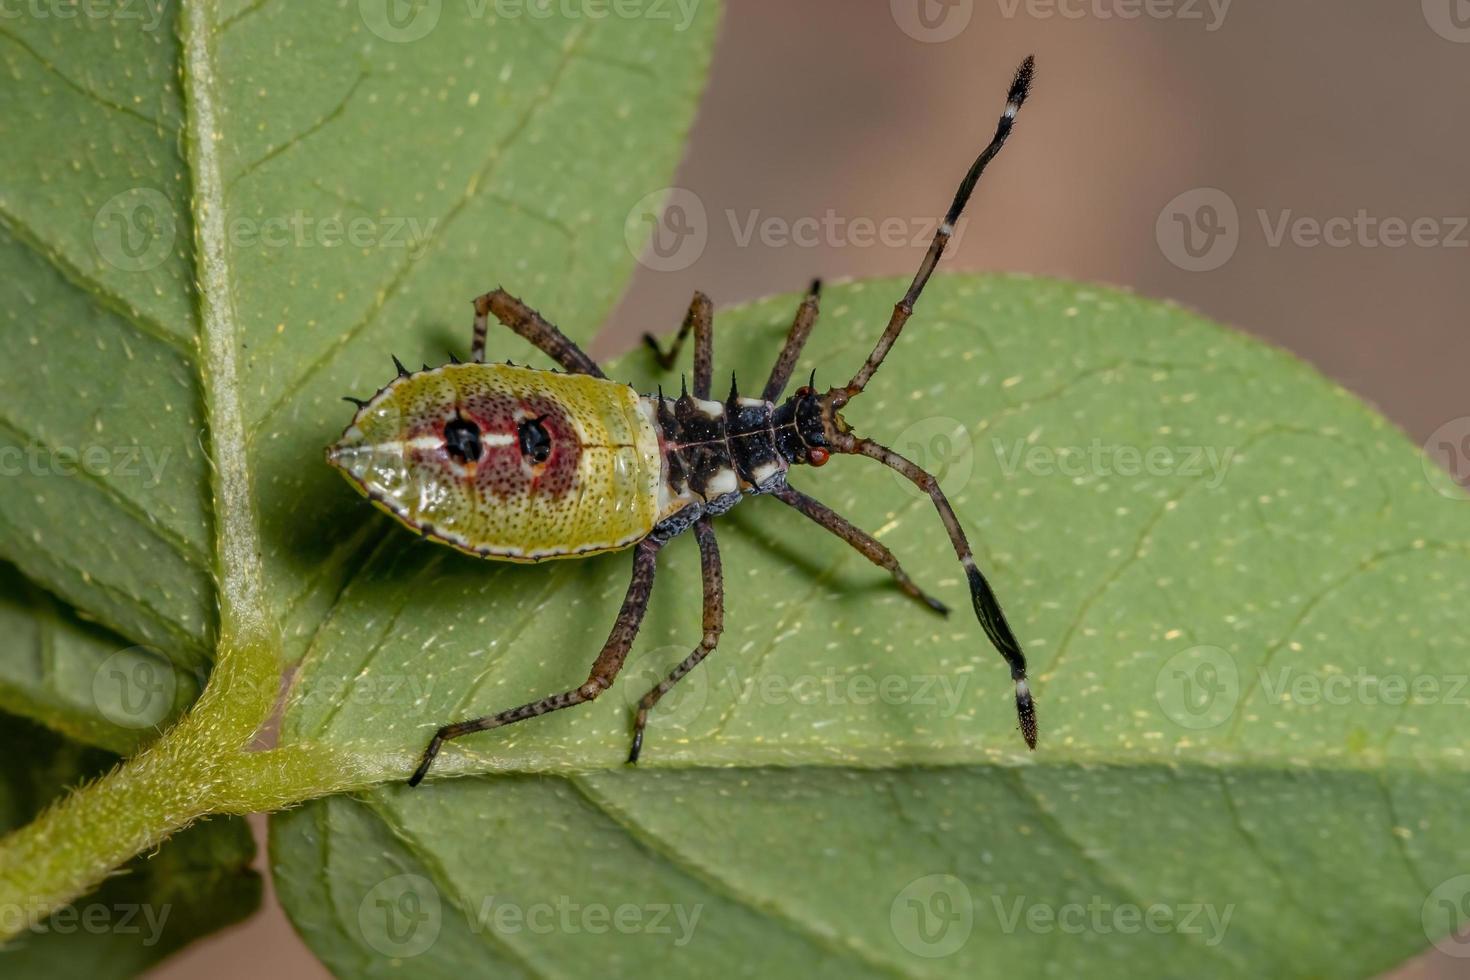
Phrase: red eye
[{"left": 808, "top": 447, "right": 830, "bottom": 466}]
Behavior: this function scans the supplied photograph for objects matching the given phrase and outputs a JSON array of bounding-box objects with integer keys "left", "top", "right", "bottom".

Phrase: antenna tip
[{"left": 1008, "top": 56, "right": 1036, "bottom": 112}]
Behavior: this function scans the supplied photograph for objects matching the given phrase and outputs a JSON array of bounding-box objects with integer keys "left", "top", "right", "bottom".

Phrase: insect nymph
[{"left": 327, "top": 58, "right": 1039, "bottom": 786}]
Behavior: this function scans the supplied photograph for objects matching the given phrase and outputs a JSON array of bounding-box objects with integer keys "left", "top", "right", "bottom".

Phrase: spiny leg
[
  {"left": 409, "top": 537, "right": 663, "bottom": 786},
  {"left": 471, "top": 288, "right": 606, "bottom": 377},
  {"left": 627, "top": 518, "right": 723, "bottom": 763},
  {"left": 834, "top": 433, "right": 1036, "bottom": 749},
  {"left": 769, "top": 484, "right": 949, "bottom": 615},
  {"left": 643, "top": 291, "right": 714, "bottom": 398},
  {"left": 762, "top": 279, "right": 822, "bottom": 402}
]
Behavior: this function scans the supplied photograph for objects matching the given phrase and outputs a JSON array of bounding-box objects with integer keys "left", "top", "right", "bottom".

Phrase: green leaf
[
  {"left": 0, "top": 563, "right": 202, "bottom": 754},
  {"left": 273, "top": 275, "right": 1470, "bottom": 976},
  {"left": 0, "top": 1, "right": 719, "bottom": 726},
  {"left": 0, "top": 712, "right": 259, "bottom": 977}
]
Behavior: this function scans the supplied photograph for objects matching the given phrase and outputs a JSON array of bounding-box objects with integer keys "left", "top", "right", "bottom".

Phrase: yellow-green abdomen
[{"left": 328, "top": 363, "right": 663, "bottom": 561}]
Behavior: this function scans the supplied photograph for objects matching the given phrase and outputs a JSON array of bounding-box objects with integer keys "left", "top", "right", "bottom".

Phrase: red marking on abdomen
[
  {"left": 451, "top": 389, "right": 582, "bottom": 501},
  {"left": 524, "top": 395, "right": 580, "bottom": 498}
]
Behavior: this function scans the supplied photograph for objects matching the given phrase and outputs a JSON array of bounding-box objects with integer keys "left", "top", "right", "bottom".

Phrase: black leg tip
[
  {"left": 925, "top": 595, "right": 951, "bottom": 617},
  {"left": 1016, "top": 680, "right": 1038, "bottom": 750},
  {"left": 408, "top": 736, "right": 442, "bottom": 787},
  {"left": 627, "top": 736, "right": 643, "bottom": 765}
]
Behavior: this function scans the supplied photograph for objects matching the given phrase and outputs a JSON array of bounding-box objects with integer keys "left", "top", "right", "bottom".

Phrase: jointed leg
[
  {"left": 627, "top": 518, "right": 722, "bottom": 763},
  {"left": 471, "top": 289, "right": 605, "bottom": 377},
  {"left": 769, "top": 484, "right": 948, "bottom": 615},
  {"left": 835, "top": 433, "right": 1037, "bottom": 749},
  {"left": 762, "top": 279, "right": 822, "bottom": 401},
  {"left": 643, "top": 291, "right": 714, "bottom": 398},
  {"left": 409, "top": 537, "right": 663, "bottom": 785}
]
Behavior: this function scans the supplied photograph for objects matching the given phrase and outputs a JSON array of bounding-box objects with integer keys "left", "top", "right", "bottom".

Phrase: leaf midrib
[{"left": 179, "top": 3, "right": 270, "bottom": 644}]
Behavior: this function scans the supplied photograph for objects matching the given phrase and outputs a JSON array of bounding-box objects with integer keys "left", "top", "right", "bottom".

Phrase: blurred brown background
[{"left": 155, "top": 2, "right": 1469, "bottom": 976}]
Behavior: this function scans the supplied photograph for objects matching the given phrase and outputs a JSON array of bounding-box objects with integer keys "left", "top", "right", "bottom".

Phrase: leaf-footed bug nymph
[{"left": 326, "top": 57, "right": 1040, "bottom": 786}]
